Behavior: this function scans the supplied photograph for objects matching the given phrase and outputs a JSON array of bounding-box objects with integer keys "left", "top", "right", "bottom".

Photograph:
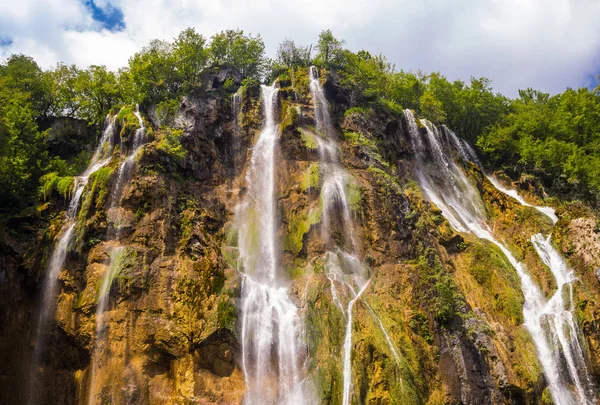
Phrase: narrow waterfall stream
[
  {"left": 309, "top": 66, "right": 398, "bottom": 405},
  {"left": 28, "top": 115, "right": 117, "bottom": 405},
  {"left": 404, "top": 109, "right": 596, "bottom": 405},
  {"left": 88, "top": 106, "right": 148, "bottom": 404},
  {"left": 236, "top": 84, "right": 306, "bottom": 405},
  {"left": 87, "top": 246, "right": 125, "bottom": 405},
  {"left": 110, "top": 105, "right": 147, "bottom": 234}
]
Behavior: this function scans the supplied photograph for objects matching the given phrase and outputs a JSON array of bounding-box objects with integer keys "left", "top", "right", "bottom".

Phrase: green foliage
[
  {"left": 301, "top": 163, "right": 320, "bottom": 191},
  {"left": 217, "top": 299, "right": 237, "bottom": 329},
  {"left": 478, "top": 87, "right": 600, "bottom": 202},
  {"left": 276, "top": 39, "right": 312, "bottom": 69},
  {"left": 156, "top": 128, "right": 187, "bottom": 163},
  {"left": 416, "top": 249, "right": 463, "bottom": 326},
  {"left": 209, "top": 29, "right": 267, "bottom": 80},
  {"left": 314, "top": 30, "right": 346, "bottom": 69},
  {"left": 156, "top": 98, "right": 180, "bottom": 127},
  {"left": 40, "top": 172, "right": 74, "bottom": 200},
  {"left": 419, "top": 90, "right": 446, "bottom": 124},
  {"left": 409, "top": 312, "right": 433, "bottom": 343}
]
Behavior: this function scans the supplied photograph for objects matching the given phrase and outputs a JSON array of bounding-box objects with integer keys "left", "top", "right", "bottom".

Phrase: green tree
[
  {"left": 419, "top": 90, "right": 446, "bottom": 123},
  {"left": 173, "top": 28, "right": 209, "bottom": 90},
  {"left": 276, "top": 39, "right": 311, "bottom": 69},
  {"left": 209, "top": 29, "right": 266, "bottom": 80},
  {"left": 314, "top": 29, "right": 345, "bottom": 68},
  {"left": 128, "top": 39, "right": 180, "bottom": 103}
]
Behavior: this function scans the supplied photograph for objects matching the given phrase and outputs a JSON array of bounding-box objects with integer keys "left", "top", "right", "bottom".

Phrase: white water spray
[
  {"left": 309, "top": 67, "right": 376, "bottom": 405},
  {"left": 404, "top": 109, "right": 596, "bottom": 405},
  {"left": 237, "top": 84, "right": 306, "bottom": 405},
  {"left": 485, "top": 175, "right": 558, "bottom": 224},
  {"left": 28, "top": 115, "right": 116, "bottom": 405},
  {"left": 87, "top": 246, "right": 125, "bottom": 405},
  {"left": 110, "top": 105, "right": 147, "bottom": 230}
]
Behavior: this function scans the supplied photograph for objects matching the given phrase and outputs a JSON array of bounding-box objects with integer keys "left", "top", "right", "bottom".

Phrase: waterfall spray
[
  {"left": 404, "top": 109, "right": 596, "bottom": 405},
  {"left": 27, "top": 115, "right": 116, "bottom": 405},
  {"left": 237, "top": 83, "right": 306, "bottom": 405}
]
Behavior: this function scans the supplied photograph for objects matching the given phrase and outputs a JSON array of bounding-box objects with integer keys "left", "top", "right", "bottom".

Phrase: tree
[
  {"left": 0, "top": 61, "right": 44, "bottom": 212},
  {"left": 173, "top": 28, "right": 208, "bottom": 90},
  {"left": 314, "top": 30, "right": 345, "bottom": 68},
  {"left": 47, "top": 63, "right": 81, "bottom": 118},
  {"left": 209, "top": 29, "right": 266, "bottom": 80},
  {"left": 0, "top": 54, "right": 51, "bottom": 118},
  {"left": 128, "top": 39, "right": 180, "bottom": 103},
  {"left": 73, "top": 65, "right": 122, "bottom": 125},
  {"left": 276, "top": 39, "right": 311, "bottom": 68},
  {"left": 419, "top": 90, "right": 446, "bottom": 123}
]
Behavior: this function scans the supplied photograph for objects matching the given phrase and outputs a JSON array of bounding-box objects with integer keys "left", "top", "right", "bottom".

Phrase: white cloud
[{"left": 1, "top": 0, "right": 599, "bottom": 95}]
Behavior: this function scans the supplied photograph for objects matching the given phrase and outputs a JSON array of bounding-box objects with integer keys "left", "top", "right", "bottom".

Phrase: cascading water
[
  {"left": 531, "top": 234, "right": 596, "bottom": 403},
  {"left": 232, "top": 88, "right": 243, "bottom": 175},
  {"left": 404, "top": 109, "right": 596, "bottom": 405},
  {"left": 88, "top": 106, "right": 147, "bottom": 403},
  {"left": 236, "top": 83, "right": 306, "bottom": 405},
  {"left": 87, "top": 246, "right": 125, "bottom": 405},
  {"left": 27, "top": 115, "right": 116, "bottom": 405},
  {"left": 110, "top": 105, "right": 147, "bottom": 233},
  {"left": 485, "top": 175, "right": 558, "bottom": 224},
  {"left": 309, "top": 66, "right": 379, "bottom": 405}
]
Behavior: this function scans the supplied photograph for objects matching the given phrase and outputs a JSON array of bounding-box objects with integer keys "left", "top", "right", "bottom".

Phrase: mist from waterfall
[
  {"left": 27, "top": 115, "right": 117, "bottom": 405},
  {"left": 236, "top": 83, "right": 306, "bottom": 405},
  {"left": 109, "top": 105, "right": 147, "bottom": 235},
  {"left": 404, "top": 109, "right": 596, "bottom": 405},
  {"left": 87, "top": 246, "right": 125, "bottom": 405},
  {"left": 309, "top": 66, "right": 388, "bottom": 405}
]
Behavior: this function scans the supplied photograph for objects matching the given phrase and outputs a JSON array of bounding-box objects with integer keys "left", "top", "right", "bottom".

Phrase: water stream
[
  {"left": 404, "top": 109, "right": 596, "bottom": 405},
  {"left": 110, "top": 105, "right": 147, "bottom": 234},
  {"left": 27, "top": 115, "right": 116, "bottom": 405},
  {"left": 236, "top": 83, "right": 306, "bottom": 405},
  {"left": 87, "top": 246, "right": 126, "bottom": 405},
  {"left": 310, "top": 66, "right": 389, "bottom": 405}
]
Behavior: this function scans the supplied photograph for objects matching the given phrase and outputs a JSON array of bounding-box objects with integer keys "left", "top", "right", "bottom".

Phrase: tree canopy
[{"left": 0, "top": 27, "right": 599, "bottom": 216}]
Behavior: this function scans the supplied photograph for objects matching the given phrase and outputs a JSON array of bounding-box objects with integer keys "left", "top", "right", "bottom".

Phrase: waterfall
[
  {"left": 531, "top": 234, "right": 596, "bottom": 403},
  {"left": 87, "top": 246, "right": 125, "bottom": 405},
  {"left": 110, "top": 105, "right": 147, "bottom": 233},
  {"left": 404, "top": 109, "right": 596, "bottom": 405},
  {"left": 232, "top": 88, "right": 243, "bottom": 175},
  {"left": 233, "top": 88, "right": 242, "bottom": 136},
  {"left": 309, "top": 66, "right": 377, "bottom": 405},
  {"left": 237, "top": 83, "right": 306, "bottom": 405},
  {"left": 485, "top": 175, "right": 558, "bottom": 224},
  {"left": 27, "top": 115, "right": 116, "bottom": 405}
]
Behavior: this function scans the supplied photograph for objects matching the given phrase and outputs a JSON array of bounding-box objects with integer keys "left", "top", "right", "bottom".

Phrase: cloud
[{"left": 1, "top": 0, "right": 599, "bottom": 96}]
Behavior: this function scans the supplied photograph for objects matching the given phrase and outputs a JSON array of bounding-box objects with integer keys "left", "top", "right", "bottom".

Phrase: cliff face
[{"left": 1, "top": 68, "right": 599, "bottom": 405}]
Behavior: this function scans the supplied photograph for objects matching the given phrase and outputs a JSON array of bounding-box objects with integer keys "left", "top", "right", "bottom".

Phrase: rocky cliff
[{"left": 1, "top": 67, "right": 599, "bottom": 405}]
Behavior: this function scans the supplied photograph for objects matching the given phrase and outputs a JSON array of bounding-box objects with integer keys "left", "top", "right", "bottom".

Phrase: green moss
[
  {"left": 116, "top": 106, "right": 133, "bottom": 120},
  {"left": 415, "top": 249, "right": 464, "bottom": 326},
  {"left": 344, "top": 106, "right": 371, "bottom": 118},
  {"left": 284, "top": 206, "right": 322, "bottom": 254},
  {"left": 343, "top": 130, "right": 377, "bottom": 150},
  {"left": 409, "top": 312, "right": 433, "bottom": 343},
  {"left": 280, "top": 100, "right": 299, "bottom": 130},
  {"left": 299, "top": 128, "right": 319, "bottom": 150},
  {"left": 156, "top": 128, "right": 187, "bottom": 162},
  {"left": 345, "top": 181, "right": 363, "bottom": 211},
  {"left": 217, "top": 299, "right": 237, "bottom": 329},
  {"left": 301, "top": 163, "right": 320, "bottom": 191},
  {"left": 40, "top": 172, "right": 74, "bottom": 200}
]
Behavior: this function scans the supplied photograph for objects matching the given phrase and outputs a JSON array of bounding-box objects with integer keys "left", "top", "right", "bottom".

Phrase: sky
[{"left": 1, "top": 0, "right": 599, "bottom": 97}]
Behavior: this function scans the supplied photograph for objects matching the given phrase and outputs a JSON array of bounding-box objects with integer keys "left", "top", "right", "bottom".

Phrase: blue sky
[
  {"left": 84, "top": 0, "right": 125, "bottom": 31},
  {"left": 0, "top": 0, "right": 599, "bottom": 97}
]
